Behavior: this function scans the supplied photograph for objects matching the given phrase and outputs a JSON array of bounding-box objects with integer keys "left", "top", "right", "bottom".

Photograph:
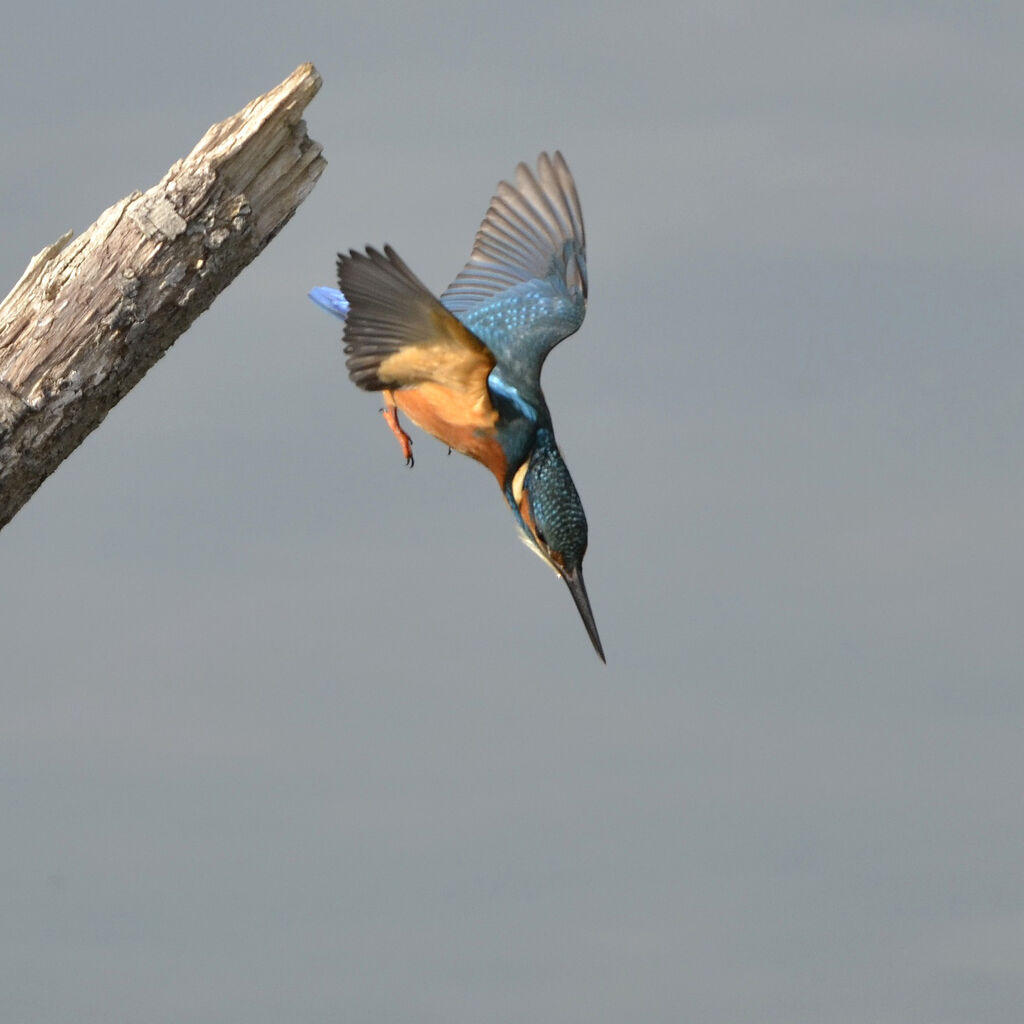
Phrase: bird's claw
[{"left": 381, "top": 405, "right": 414, "bottom": 468}]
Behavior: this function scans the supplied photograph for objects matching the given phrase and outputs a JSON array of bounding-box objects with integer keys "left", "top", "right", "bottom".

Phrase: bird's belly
[{"left": 394, "top": 385, "right": 507, "bottom": 483}]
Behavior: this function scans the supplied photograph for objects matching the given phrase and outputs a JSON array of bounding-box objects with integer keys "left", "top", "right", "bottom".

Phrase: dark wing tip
[
  {"left": 336, "top": 245, "right": 429, "bottom": 391},
  {"left": 440, "top": 151, "right": 587, "bottom": 319},
  {"left": 334, "top": 244, "right": 494, "bottom": 393}
]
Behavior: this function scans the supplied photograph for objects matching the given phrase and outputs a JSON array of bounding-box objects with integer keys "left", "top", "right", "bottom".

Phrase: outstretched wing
[
  {"left": 440, "top": 152, "right": 587, "bottom": 374},
  {"left": 337, "top": 245, "right": 511, "bottom": 475},
  {"left": 337, "top": 245, "right": 495, "bottom": 393}
]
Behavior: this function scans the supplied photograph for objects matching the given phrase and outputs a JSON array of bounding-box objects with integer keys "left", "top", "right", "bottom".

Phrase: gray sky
[{"left": 3, "top": 3, "right": 1023, "bottom": 1022}]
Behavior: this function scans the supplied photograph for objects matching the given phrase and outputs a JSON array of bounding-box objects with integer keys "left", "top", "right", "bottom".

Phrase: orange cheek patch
[{"left": 517, "top": 490, "right": 537, "bottom": 538}]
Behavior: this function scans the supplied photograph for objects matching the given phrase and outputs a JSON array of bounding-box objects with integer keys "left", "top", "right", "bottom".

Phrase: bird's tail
[{"left": 308, "top": 286, "right": 350, "bottom": 320}]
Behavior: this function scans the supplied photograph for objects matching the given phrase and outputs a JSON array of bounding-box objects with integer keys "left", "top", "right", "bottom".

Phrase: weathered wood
[{"left": 0, "top": 63, "right": 325, "bottom": 530}]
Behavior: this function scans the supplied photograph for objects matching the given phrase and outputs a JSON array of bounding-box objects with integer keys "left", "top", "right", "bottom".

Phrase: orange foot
[{"left": 381, "top": 404, "right": 414, "bottom": 467}]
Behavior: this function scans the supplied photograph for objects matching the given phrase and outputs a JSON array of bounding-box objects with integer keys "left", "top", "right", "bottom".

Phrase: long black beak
[{"left": 562, "top": 564, "right": 606, "bottom": 663}]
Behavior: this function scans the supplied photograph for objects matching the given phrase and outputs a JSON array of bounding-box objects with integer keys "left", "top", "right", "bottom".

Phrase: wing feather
[
  {"left": 440, "top": 152, "right": 587, "bottom": 333},
  {"left": 337, "top": 245, "right": 495, "bottom": 393}
]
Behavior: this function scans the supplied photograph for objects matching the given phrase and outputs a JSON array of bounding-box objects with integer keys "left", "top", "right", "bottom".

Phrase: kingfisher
[{"left": 309, "top": 152, "right": 604, "bottom": 662}]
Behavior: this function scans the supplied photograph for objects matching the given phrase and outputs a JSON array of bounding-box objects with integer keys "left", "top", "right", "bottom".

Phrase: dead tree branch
[{"left": 0, "top": 63, "right": 325, "bottom": 530}]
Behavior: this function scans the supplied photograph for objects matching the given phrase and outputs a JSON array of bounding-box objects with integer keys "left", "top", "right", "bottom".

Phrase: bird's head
[{"left": 507, "top": 429, "right": 604, "bottom": 662}]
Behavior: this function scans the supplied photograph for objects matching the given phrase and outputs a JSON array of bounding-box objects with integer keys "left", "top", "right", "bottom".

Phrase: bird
[{"left": 309, "top": 152, "right": 604, "bottom": 662}]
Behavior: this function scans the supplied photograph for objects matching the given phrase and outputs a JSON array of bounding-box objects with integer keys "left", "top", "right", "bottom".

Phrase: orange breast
[{"left": 394, "top": 384, "right": 507, "bottom": 484}]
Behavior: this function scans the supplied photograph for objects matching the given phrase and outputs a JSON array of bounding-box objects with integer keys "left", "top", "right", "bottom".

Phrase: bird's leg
[{"left": 380, "top": 389, "right": 414, "bottom": 467}]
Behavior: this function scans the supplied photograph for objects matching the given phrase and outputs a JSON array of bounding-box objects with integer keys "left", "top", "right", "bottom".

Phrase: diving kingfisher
[{"left": 309, "top": 152, "right": 604, "bottom": 662}]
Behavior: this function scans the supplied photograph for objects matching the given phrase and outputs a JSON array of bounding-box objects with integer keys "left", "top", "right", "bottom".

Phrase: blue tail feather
[{"left": 308, "top": 286, "right": 350, "bottom": 320}]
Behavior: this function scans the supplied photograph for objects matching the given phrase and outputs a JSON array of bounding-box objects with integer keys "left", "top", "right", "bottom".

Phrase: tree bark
[{"left": 0, "top": 63, "right": 325, "bottom": 530}]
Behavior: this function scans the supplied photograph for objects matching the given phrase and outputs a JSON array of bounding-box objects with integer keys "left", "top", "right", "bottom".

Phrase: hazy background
[{"left": 3, "top": 3, "right": 1022, "bottom": 1022}]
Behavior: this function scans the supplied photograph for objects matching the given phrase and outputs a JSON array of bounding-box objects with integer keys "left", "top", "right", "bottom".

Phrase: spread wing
[
  {"left": 337, "top": 245, "right": 496, "bottom": 394},
  {"left": 440, "top": 152, "right": 587, "bottom": 374}
]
